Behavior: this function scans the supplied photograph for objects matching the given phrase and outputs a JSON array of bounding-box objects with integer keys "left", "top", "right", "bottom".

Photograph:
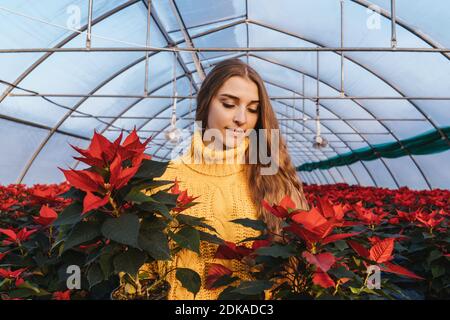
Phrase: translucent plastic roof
[{"left": 0, "top": 0, "right": 449, "bottom": 190}]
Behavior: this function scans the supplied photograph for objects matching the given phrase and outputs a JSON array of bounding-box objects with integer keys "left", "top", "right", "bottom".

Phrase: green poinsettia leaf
[
  {"left": 176, "top": 268, "right": 201, "bottom": 298},
  {"left": 101, "top": 213, "right": 140, "bottom": 248}
]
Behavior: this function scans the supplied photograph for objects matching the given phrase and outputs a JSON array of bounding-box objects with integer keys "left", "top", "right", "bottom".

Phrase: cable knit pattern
[{"left": 145, "top": 131, "right": 262, "bottom": 300}]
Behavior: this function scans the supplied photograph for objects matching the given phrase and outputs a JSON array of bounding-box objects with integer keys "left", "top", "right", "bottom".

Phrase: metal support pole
[
  {"left": 316, "top": 49, "right": 321, "bottom": 136},
  {"left": 168, "top": 0, "right": 206, "bottom": 80},
  {"left": 86, "top": 0, "right": 94, "bottom": 49},
  {"left": 391, "top": 0, "right": 397, "bottom": 48},
  {"left": 2, "top": 47, "right": 450, "bottom": 54},
  {"left": 245, "top": 0, "right": 249, "bottom": 65},
  {"left": 340, "top": 0, "right": 345, "bottom": 96},
  {"left": 302, "top": 74, "right": 306, "bottom": 132},
  {"left": 7, "top": 92, "right": 450, "bottom": 100},
  {"left": 144, "top": 0, "right": 151, "bottom": 95}
]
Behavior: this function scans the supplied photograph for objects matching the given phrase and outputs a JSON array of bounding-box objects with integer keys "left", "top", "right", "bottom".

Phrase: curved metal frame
[
  {"left": 150, "top": 54, "right": 394, "bottom": 188},
  {"left": 147, "top": 75, "right": 360, "bottom": 185},
  {"left": 0, "top": 0, "right": 141, "bottom": 104},
  {"left": 4, "top": 0, "right": 447, "bottom": 189},
  {"left": 151, "top": 81, "right": 362, "bottom": 186},
  {"left": 243, "top": 21, "right": 435, "bottom": 188},
  {"left": 14, "top": 1, "right": 202, "bottom": 182}
]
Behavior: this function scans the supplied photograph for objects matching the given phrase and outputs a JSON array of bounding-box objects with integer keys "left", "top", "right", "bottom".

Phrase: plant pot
[{"left": 110, "top": 278, "right": 171, "bottom": 300}]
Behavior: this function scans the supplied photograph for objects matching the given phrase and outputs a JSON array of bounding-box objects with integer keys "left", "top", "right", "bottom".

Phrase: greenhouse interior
[{"left": 0, "top": 0, "right": 449, "bottom": 301}]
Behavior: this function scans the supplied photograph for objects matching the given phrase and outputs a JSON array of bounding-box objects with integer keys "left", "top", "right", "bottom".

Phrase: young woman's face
[{"left": 205, "top": 76, "right": 260, "bottom": 149}]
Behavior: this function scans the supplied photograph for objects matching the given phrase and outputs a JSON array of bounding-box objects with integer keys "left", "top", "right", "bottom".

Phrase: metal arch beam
[
  {"left": 17, "top": 57, "right": 194, "bottom": 182},
  {"left": 141, "top": 0, "right": 199, "bottom": 91},
  {"left": 67, "top": 18, "right": 251, "bottom": 171},
  {"left": 305, "top": 172, "right": 319, "bottom": 185},
  {"left": 8, "top": 4, "right": 438, "bottom": 188},
  {"left": 142, "top": 92, "right": 334, "bottom": 184},
  {"left": 7, "top": 1, "right": 241, "bottom": 181},
  {"left": 150, "top": 84, "right": 350, "bottom": 185},
  {"left": 241, "top": 43, "right": 427, "bottom": 188},
  {"left": 147, "top": 121, "right": 328, "bottom": 185},
  {"left": 302, "top": 171, "right": 315, "bottom": 185},
  {"left": 249, "top": 18, "right": 447, "bottom": 143},
  {"left": 300, "top": 172, "right": 310, "bottom": 185},
  {"left": 20, "top": 12, "right": 244, "bottom": 180},
  {"left": 201, "top": 52, "right": 376, "bottom": 186},
  {"left": 275, "top": 103, "right": 347, "bottom": 184},
  {"left": 15, "top": 55, "right": 155, "bottom": 183},
  {"left": 254, "top": 56, "right": 385, "bottom": 188},
  {"left": 270, "top": 121, "right": 337, "bottom": 184},
  {"left": 351, "top": 0, "right": 450, "bottom": 61},
  {"left": 168, "top": 0, "right": 206, "bottom": 81},
  {"left": 163, "top": 17, "right": 431, "bottom": 188},
  {"left": 151, "top": 85, "right": 354, "bottom": 185},
  {"left": 18, "top": 0, "right": 239, "bottom": 182},
  {"left": 275, "top": 99, "right": 362, "bottom": 186},
  {"left": 0, "top": 113, "right": 90, "bottom": 142},
  {"left": 0, "top": 0, "right": 141, "bottom": 104},
  {"left": 274, "top": 120, "right": 338, "bottom": 184},
  {"left": 154, "top": 116, "right": 330, "bottom": 185},
  {"left": 246, "top": 19, "right": 439, "bottom": 189},
  {"left": 149, "top": 77, "right": 363, "bottom": 186},
  {"left": 165, "top": 14, "right": 247, "bottom": 34},
  {"left": 270, "top": 97, "right": 349, "bottom": 184}
]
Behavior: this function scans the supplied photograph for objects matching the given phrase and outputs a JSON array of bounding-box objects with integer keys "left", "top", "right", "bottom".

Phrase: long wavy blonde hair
[{"left": 195, "top": 59, "right": 310, "bottom": 238}]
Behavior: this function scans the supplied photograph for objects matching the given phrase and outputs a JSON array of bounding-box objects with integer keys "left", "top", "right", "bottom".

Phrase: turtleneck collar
[{"left": 174, "top": 130, "right": 249, "bottom": 177}]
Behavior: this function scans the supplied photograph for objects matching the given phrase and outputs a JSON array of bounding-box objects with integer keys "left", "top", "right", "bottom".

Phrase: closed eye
[{"left": 223, "top": 103, "right": 258, "bottom": 114}]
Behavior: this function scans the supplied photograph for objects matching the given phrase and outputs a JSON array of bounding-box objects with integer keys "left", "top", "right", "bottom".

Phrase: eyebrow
[{"left": 219, "top": 93, "right": 259, "bottom": 105}]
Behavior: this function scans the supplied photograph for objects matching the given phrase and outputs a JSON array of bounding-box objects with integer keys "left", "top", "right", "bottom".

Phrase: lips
[
  {"left": 225, "top": 127, "right": 245, "bottom": 138},
  {"left": 226, "top": 127, "right": 245, "bottom": 133}
]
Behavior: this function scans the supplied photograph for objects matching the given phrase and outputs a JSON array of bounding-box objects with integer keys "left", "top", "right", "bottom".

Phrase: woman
[{"left": 147, "top": 58, "right": 309, "bottom": 300}]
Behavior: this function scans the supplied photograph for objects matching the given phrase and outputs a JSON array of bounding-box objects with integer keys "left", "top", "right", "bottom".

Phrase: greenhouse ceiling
[{"left": 0, "top": 0, "right": 449, "bottom": 190}]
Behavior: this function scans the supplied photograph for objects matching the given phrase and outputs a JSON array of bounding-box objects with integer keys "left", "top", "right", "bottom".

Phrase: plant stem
[
  {"left": 146, "top": 267, "right": 177, "bottom": 294},
  {"left": 108, "top": 196, "right": 120, "bottom": 217}
]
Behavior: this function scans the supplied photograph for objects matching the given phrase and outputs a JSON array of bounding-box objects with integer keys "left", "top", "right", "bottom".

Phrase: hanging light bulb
[
  {"left": 313, "top": 134, "right": 328, "bottom": 149},
  {"left": 312, "top": 118, "right": 328, "bottom": 149},
  {"left": 312, "top": 100, "right": 328, "bottom": 149},
  {"left": 165, "top": 92, "right": 182, "bottom": 144},
  {"left": 165, "top": 52, "right": 182, "bottom": 144},
  {"left": 165, "top": 126, "right": 182, "bottom": 144}
]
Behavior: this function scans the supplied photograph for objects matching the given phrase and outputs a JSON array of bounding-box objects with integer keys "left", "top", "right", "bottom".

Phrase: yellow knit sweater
[{"left": 145, "top": 130, "right": 263, "bottom": 300}]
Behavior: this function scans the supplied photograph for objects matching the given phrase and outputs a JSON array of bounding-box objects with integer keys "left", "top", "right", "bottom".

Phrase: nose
[{"left": 233, "top": 105, "right": 247, "bottom": 126}]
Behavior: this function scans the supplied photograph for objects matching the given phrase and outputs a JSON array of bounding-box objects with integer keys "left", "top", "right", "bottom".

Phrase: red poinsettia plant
[
  {"left": 0, "top": 183, "right": 72, "bottom": 300},
  {"left": 206, "top": 191, "right": 449, "bottom": 300},
  {"left": 1, "top": 170, "right": 448, "bottom": 299},
  {"left": 0, "top": 129, "right": 223, "bottom": 300},
  {"left": 51, "top": 129, "right": 221, "bottom": 299}
]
